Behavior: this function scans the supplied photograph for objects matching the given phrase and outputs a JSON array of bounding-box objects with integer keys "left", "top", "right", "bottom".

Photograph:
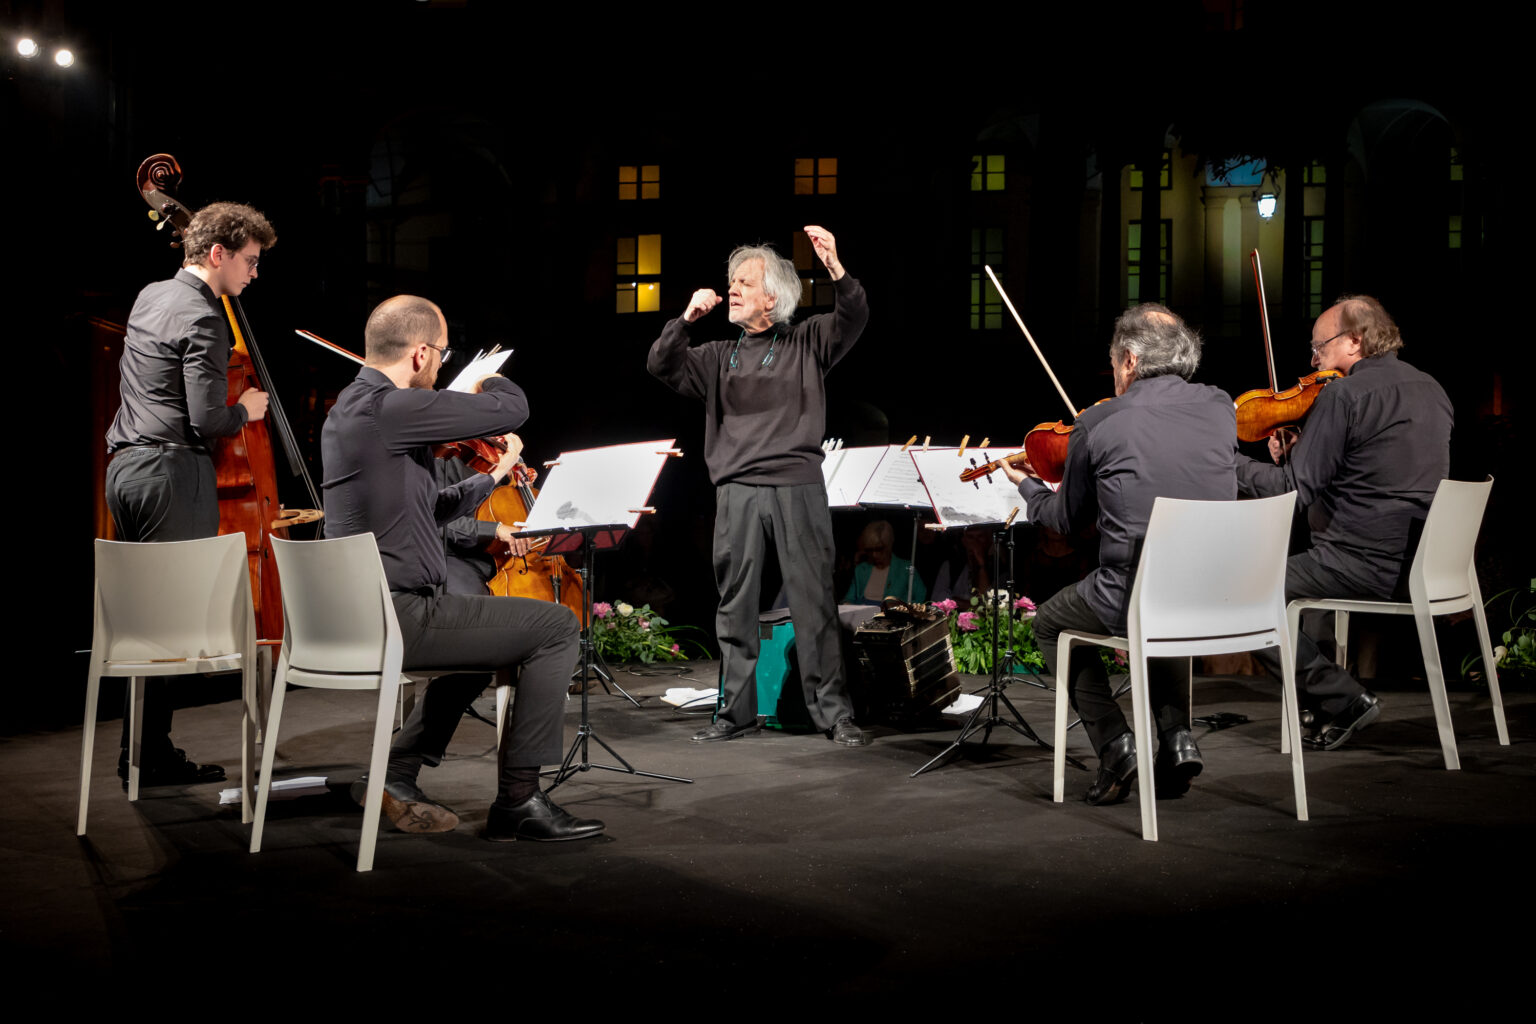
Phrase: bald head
[
  {"left": 1331, "top": 294, "right": 1403, "bottom": 358},
  {"left": 365, "top": 295, "right": 446, "bottom": 366}
]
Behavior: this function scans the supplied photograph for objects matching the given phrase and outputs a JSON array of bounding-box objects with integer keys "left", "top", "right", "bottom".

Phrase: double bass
[{"left": 135, "top": 154, "right": 322, "bottom": 640}]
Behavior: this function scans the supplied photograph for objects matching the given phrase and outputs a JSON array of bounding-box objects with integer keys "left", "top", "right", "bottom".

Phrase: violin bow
[
  {"left": 1250, "top": 250, "right": 1278, "bottom": 393},
  {"left": 984, "top": 265, "right": 1078, "bottom": 421}
]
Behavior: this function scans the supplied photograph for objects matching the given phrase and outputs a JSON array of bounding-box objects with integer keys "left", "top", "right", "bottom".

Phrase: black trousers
[
  {"left": 712, "top": 482, "right": 853, "bottom": 732},
  {"left": 1252, "top": 549, "right": 1377, "bottom": 717},
  {"left": 104, "top": 446, "right": 220, "bottom": 758},
  {"left": 1032, "top": 582, "right": 1191, "bottom": 757},
  {"left": 387, "top": 589, "right": 578, "bottom": 802}
]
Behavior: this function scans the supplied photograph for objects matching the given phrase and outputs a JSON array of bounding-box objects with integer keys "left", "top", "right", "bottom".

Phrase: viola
[{"left": 135, "top": 154, "right": 322, "bottom": 640}]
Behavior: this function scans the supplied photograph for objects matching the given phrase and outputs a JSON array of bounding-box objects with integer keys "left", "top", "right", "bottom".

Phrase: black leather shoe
[
  {"left": 376, "top": 779, "right": 459, "bottom": 833},
  {"left": 1154, "top": 727, "right": 1204, "bottom": 798},
  {"left": 691, "top": 719, "right": 758, "bottom": 742},
  {"left": 1084, "top": 732, "right": 1137, "bottom": 805},
  {"left": 829, "top": 718, "right": 870, "bottom": 747},
  {"left": 484, "top": 791, "right": 605, "bottom": 842},
  {"left": 118, "top": 748, "right": 226, "bottom": 790},
  {"left": 1303, "top": 691, "right": 1381, "bottom": 751}
]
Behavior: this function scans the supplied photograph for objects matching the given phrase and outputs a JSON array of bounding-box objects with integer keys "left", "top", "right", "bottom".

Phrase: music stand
[
  {"left": 906, "top": 445, "right": 1084, "bottom": 777},
  {"left": 849, "top": 443, "right": 951, "bottom": 603},
  {"left": 516, "top": 440, "right": 693, "bottom": 791}
]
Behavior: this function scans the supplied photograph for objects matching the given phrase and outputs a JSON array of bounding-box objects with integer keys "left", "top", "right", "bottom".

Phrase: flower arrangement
[
  {"left": 936, "top": 590, "right": 1045, "bottom": 675},
  {"left": 589, "top": 601, "right": 706, "bottom": 664}
]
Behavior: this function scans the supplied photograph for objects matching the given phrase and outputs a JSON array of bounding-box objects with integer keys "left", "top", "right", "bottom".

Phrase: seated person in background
[
  {"left": 843, "top": 520, "right": 927, "bottom": 605},
  {"left": 930, "top": 526, "right": 993, "bottom": 604}
]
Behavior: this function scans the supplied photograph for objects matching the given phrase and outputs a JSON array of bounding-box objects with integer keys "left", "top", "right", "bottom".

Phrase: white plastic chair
[
  {"left": 1053, "top": 493, "right": 1305, "bottom": 842},
  {"left": 79, "top": 534, "right": 258, "bottom": 835},
  {"left": 1286, "top": 477, "right": 1507, "bottom": 771}
]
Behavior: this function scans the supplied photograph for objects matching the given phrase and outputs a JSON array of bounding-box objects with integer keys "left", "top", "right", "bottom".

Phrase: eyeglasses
[
  {"left": 429, "top": 343, "right": 454, "bottom": 365},
  {"left": 1309, "top": 330, "right": 1349, "bottom": 354},
  {"left": 218, "top": 246, "right": 259, "bottom": 271}
]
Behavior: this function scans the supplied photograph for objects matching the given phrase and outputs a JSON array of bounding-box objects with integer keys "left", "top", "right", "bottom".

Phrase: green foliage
[
  {"left": 590, "top": 601, "right": 708, "bottom": 665},
  {"left": 1461, "top": 579, "right": 1536, "bottom": 681},
  {"left": 939, "top": 591, "right": 1046, "bottom": 675}
]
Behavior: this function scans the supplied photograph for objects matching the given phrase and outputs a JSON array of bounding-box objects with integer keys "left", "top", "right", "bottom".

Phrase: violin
[
  {"left": 1235, "top": 250, "right": 1338, "bottom": 444},
  {"left": 136, "top": 154, "right": 322, "bottom": 640}
]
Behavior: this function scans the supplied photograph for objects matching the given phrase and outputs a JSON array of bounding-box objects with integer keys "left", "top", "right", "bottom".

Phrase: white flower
[{"left": 616, "top": 601, "right": 634, "bottom": 616}]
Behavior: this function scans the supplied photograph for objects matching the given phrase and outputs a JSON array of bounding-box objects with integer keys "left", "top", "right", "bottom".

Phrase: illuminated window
[
  {"left": 970, "top": 228, "right": 1004, "bottom": 330},
  {"left": 1303, "top": 160, "right": 1326, "bottom": 186},
  {"left": 1303, "top": 217, "right": 1324, "bottom": 318},
  {"left": 1130, "top": 150, "right": 1171, "bottom": 191},
  {"left": 970, "top": 154, "right": 1005, "bottom": 192},
  {"left": 616, "top": 234, "right": 661, "bottom": 314},
  {"left": 1127, "top": 219, "right": 1170, "bottom": 305},
  {"left": 1448, "top": 214, "right": 1462, "bottom": 250},
  {"left": 618, "top": 164, "right": 660, "bottom": 200},
  {"left": 1449, "top": 147, "right": 1463, "bottom": 182},
  {"left": 794, "top": 157, "right": 837, "bottom": 195},
  {"left": 791, "top": 231, "right": 834, "bottom": 309}
]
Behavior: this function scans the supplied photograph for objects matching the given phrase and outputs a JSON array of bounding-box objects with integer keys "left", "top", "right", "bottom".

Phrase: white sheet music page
[
  {"left": 445, "top": 349, "right": 514, "bottom": 393},
  {"left": 822, "top": 445, "right": 886, "bottom": 508},
  {"left": 857, "top": 444, "right": 949, "bottom": 508},
  {"left": 911, "top": 447, "right": 1027, "bottom": 527}
]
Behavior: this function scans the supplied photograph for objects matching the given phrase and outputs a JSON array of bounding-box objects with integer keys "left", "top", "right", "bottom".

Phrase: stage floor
[{"left": 5, "top": 662, "right": 1531, "bottom": 1008}]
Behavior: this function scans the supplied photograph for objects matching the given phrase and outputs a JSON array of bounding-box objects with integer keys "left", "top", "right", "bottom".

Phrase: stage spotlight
[
  {"left": 17, "top": 38, "right": 39, "bottom": 58},
  {"left": 54, "top": 48, "right": 75, "bottom": 68},
  {"left": 1257, "top": 193, "right": 1277, "bottom": 220}
]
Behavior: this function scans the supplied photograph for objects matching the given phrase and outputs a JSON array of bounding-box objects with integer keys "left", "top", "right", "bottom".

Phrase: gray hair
[
  {"left": 1334, "top": 294, "right": 1404, "bottom": 357},
  {"left": 1109, "top": 303, "right": 1202, "bottom": 380},
  {"left": 727, "top": 244, "right": 800, "bottom": 325}
]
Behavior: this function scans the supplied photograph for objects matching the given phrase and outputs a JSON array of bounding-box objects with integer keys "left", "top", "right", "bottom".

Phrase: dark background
[{"left": 6, "top": 0, "right": 1527, "bottom": 728}]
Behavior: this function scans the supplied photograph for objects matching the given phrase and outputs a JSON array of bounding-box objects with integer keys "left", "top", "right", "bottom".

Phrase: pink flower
[
  {"left": 640, "top": 620, "right": 650, "bottom": 630},
  {"left": 957, "top": 611, "right": 979, "bottom": 632},
  {"left": 933, "top": 598, "right": 958, "bottom": 613},
  {"left": 1014, "top": 596, "right": 1036, "bottom": 613},
  {"left": 593, "top": 602, "right": 613, "bottom": 619},
  {"left": 1113, "top": 649, "right": 1128, "bottom": 666},
  {"left": 671, "top": 643, "right": 681, "bottom": 653}
]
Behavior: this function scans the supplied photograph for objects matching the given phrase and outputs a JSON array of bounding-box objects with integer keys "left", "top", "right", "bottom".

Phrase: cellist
[
  {"left": 104, "top": 202, "right": 276, "bottom": 789},
  {"left": 1238, "top": 296, "right": 1453, "bottom": 751}
]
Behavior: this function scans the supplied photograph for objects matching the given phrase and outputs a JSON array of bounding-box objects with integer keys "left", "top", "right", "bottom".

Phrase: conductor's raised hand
[
  {"left": 803, "top": 225, "right": 844, "bottom": 280},
  {"left": 682, "top": 289, "right": 723, "bottom": 323}
]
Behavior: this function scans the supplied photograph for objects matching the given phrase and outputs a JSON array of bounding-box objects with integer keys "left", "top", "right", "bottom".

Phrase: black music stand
[
  {"left": 516, "top": 441, "right": 692, "bottom": 792},
  {"left": 906, "top": 447, "right": 1084, "bottom": 777}
]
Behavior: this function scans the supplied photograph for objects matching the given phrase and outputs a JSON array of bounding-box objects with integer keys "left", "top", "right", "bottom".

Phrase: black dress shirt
[
  {"left": 1237, "top": 352, "right": 1453, "bottom": 595},
  {"left": 1020, "top": 373, "right": 1237, "bottom": 634},
  {"left": 321, "top": 367, "right": 527, "bottom": 592},
  {"left": 106, "top": 269, "right": 248, "bottom": 453}
]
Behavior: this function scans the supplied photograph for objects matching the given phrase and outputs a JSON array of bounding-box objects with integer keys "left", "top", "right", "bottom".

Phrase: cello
[{"left": 135, "top": 154, "right": 322, "bottom": 640}]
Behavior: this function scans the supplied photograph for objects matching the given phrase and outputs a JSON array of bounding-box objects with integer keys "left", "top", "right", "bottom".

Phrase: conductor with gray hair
[
  {"left": 1004, "top": 303, "right": 1237, "bottom": 805},
  {"left": 647, "top": 226, "right": 870, "bottom": 746}
]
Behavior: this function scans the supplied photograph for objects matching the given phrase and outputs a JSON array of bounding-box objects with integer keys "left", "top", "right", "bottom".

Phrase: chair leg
[
  {"left": 250, "top": 677, "right": 290, "bottom": 855},
  {"left": 358, "top": 679, "right": 400, "bottom": 873},
  {"left": 496, "top": 668, "right": 513, "bottom": 752},
  {"left": 1334, "top": 610, "right": 1350, "bottom": 669},
  {"left": 1283, "top": 605, "right": 1304, "bottom": 755},
  {"left": 1413, "top": 610, "right": 1461, "bottom": 770},
  {"left": 126, "top": 676, "right": 144, "bottom": 802},
  {"left": 1128, "top": 653, "right": 1157, "bottom": 842},
  {"left": 77, "top": 667, "right": 103, "bottom": 836},
  {"left": 1276, "top": 637, "right": 1308, "bottom": 821},
  {"left": 1470, "top": 594, "right": 1510, "bottom": 745},
  {"left": 1053, "top": 639, "right": 1072, "bottom": 803}
]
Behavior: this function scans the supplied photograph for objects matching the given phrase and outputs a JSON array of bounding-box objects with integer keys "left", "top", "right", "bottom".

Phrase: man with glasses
[
  {"left": 105, "top": 201, "right": 276, "bottom": 788},
  {"left": 647, "top": 226, "right": 870, "bottom": 746},
  {"left": 1239, "top": 296, "right": 1453, "bottom": 750},
  {"left": 321, "top": 295, "right": 601, "bottom": 843}
]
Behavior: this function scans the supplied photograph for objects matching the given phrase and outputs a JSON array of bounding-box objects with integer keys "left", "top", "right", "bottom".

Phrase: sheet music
[
  {"left": 822, "top": 445, "right": 886, "bottom": 508},
  {"left": 911, "top": 447, "right": 1027, "bottom": 527},
  {"left": 857, "top": 444, "right": 949, "bottom": 508},
  {"left": 445, "top": 349, "right": 513, "bottom": 393},
  {"left": 519, "top": 439, "right": 675, "bottom": 536}
]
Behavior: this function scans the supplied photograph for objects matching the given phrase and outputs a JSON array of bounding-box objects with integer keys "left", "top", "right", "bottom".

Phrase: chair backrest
[
  {"left": 1411, "top": 477, "right": 1493, "bottom": 603},
  {"left": 93, "top": 534, "right": 252, "bottom": 662},
  {"left": 1129, "top": 492, "right": 1297, "bottom": 643},
  {"left": 270, "top": 533, "right": 400, "bottom": 675}
]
